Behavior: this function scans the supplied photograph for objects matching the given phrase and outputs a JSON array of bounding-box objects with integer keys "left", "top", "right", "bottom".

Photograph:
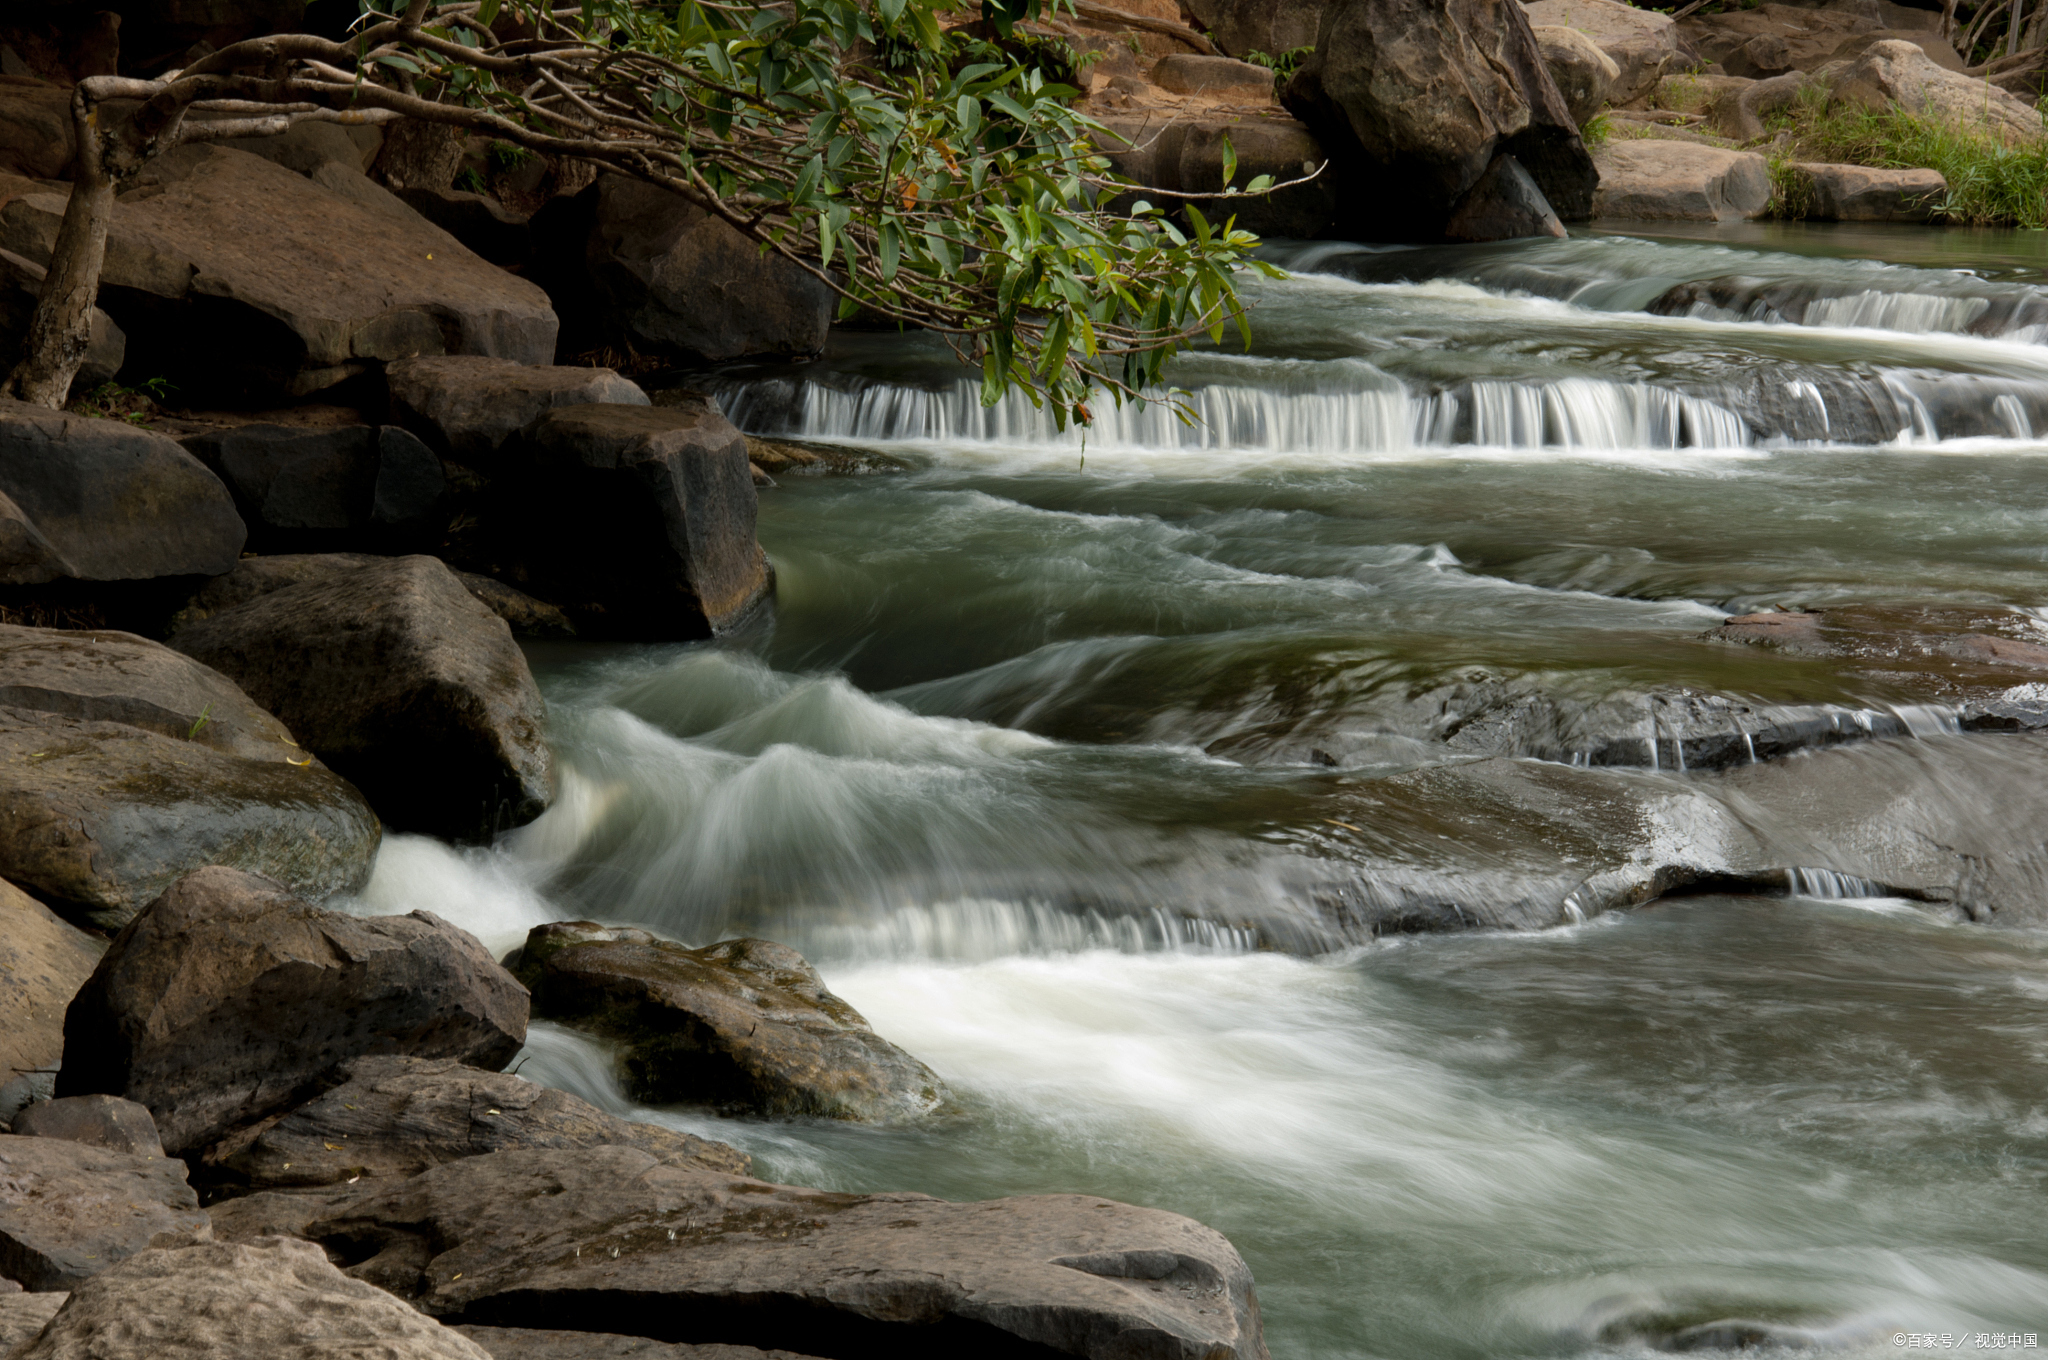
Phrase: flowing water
[{"left": 350, "top": 222, "right": 2048, "bottom": 1358}]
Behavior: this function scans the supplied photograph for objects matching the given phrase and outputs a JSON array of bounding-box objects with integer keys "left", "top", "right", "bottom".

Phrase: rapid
[{"left": 347, "top": 221, "right": 2048, "bottom": 1358}]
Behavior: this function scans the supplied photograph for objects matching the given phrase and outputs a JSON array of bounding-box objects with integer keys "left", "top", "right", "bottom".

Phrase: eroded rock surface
[
  {"left": 0, "top": 1289, "right": 62, "bottom": 1350},
  {"left": 0, "top": 1135, "right": 208, "bottom": 1291}
]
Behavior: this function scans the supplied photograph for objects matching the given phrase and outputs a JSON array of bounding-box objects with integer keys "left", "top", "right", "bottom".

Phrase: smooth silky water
[{"left": 348, "top": 222, "right": 2048, "bottom": 1358}]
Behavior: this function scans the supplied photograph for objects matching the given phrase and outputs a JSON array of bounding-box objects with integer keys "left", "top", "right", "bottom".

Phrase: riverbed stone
[
  {"left": 204, "top": 1055, "right": 749, "bottom": 1192},
  {"left": 1533, "top": 25, "right": 1619, "bottom": 124},
  {"left": 57, "top": 867, "right": 529, "bottom": 1158},
  {"left": 1787, "top": 161, "right": 1946, "bottom": 221},
  {"left": 285, "top": 1145, "right": 1269, "bottom": 1360},
  {"left": 511, "top": 924, "right": 947, "bottom": 1122},
  {"left": 0, "top": 79, "right": 73, "bottom": 181},
  {"left": 456, "top": 1330, "right": 820, "bottom": 1360},
  {"left": 0, "top": 880, "right": 99, "bottom": 1124},
  {"left": 1091, "top": 110, "right": 1338, "bottom": 238},
  {"left": 170, "top": 554, "right": 554, "bottom": 843},
  {"left": 1443, "top": 153, "right": 1567, "bottom": 242},
  {"left": 1592, "top": 141, "right": 1770, "bottom": 220},
  {"left": 10, "top": 1097, "right": 163, "bottom": 1159},
  {"left": 1830, "top": 39, "right": 2044, "bottom": 144},
  {"left": 386, "top": 355, "right": 650, "bottom": 465},
  {"left": 0, "top": 1135, "right": 209, "bottom": 1291},
  {"left": 9, "top": 1236, "right": 494, "bottom": 1359},
  {"left": 1522, "top": 0, "right": 1680, "bottom": 106}
]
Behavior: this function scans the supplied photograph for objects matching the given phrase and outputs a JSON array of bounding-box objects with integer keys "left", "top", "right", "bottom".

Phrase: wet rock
[
  {"left": 172, "top": 554, "right": 554, "bottom": 843},
  {"left": 11, "top": 1097, "right": 163, "bottom": 1159},
  {"left": 180, "top": 423, "right": 447, "bottom": 550},
  {"left": 534, "top": 176, "right": 832, "bottom": 367},
  {"left": 1522, "top": 0, "right": 1680, "bottom": 106},
  {"left": 1591, "top": 141, "right": 1770, "bottom": 221},
  {"left": 740, "top": 435, "right": 909, "bottom": 478},
  {"left": 0, "top": 1291, "right": 62, "bottom": 1350},
  {"left": 0, "top": 705, "right": 380, "bottom": 930},
  {"left": 1710, "top": 604, "right": 2048, "bottom": 705},
  {"left": 10, "top": 1236, "right": 493, "bottom": 1359},
  {"left": 1443, "top": 154, "right": 1567, "bottom": 243},
  {"left": 1285, "top": 0, "right": 1595, "bottom": 237},
  {"left": 0, "top": 1135, "right": 209, "bottom": 1291},
  {"left": 1, "top": 248, "right": 124, "bottom": 396},
  {"left": 291, "top": 1145, "right": 1268, "bottom": 1360},
  {"left": 1151, "top": 54, "right": 1276, "bottom": 98},
  {"left": 57, "top": 866, "right": 528, "bottom": 1158},
  {"left": 0, "top": 401, "right": 244, "bottom": 585},
  {"left": 1092, "top": 111, "right": 1337, "bottom": 238},
  {"left": 387, "top": 355, "right": 649, "bottom": 466},
  {"left": 511, "top": 924, "right": 946, "bottom": 1122},
  {"left": 457, "top": 1330, "right": 820, "bottom": 1360},
  {"left": 0, "top": 880, "right": 99, "bottom": 1125},
  {"left": 1533, "top": 25, "right": 1620, "bottom": 125},
  {"left": 0, "top": 146, "right": 557, "bottom": 401},
  {"left": 204, "top": 1055, "right": 748, "bottom": 1193},
  {"left": 1830, "top": 40, "right": 2044, "bottom": 144},
  {"left": 516, "top": 402, "right": 770, "bottom": 638}
]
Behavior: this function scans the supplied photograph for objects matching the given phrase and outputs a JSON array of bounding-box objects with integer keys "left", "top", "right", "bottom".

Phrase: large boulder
[
  {"left": 1180, "top": 0, "right": 1324, "bottom": 60},
  {"left": 0, "top": 79, "right": 72, "bottom": 181},
  {"left": 0, "top": 145, "right": 556, "bottom": 402},
  {"left": 179, "top": 423, "right": 447, "bottom": 551},
  {"left": 534, "top": 176, "right": 833, "bottom": 366},
  {"left": 57, "top": 866, "right": 529, "bottom": 1158},
  {"left": 386, "top": 355, "right": 649, "bottom": 466},
  {"left": 0, "top": 1136, "right": 209, "bottom": 1291},
  {"left": 515, "top": 402, "right": 771, "bottom": 638},
  {"left": 205, "top": 1055, "right": 749, "bottom": 1192},
  {"left": 1533, "top": 23, "right": 1620, "bottom": 124},
  {"left": 1523, "top": 0, "right": 1681, "bottom": 106},
  {"left": 0, "top": 1292, "right": 63, "bottom": 1351},
  {"left": 1, "top": 247, "right": 124, "bottom": 394},
  {"left": 268, "top": 1146, "right": 1269, "bottom": 1360},
  {"left": 1591, "top": 140, "right": 1771, "bottom": 220},
  {"left": 0, "top": 881, "right": 100, "bottom": 1126},
  {"left": 1830, "top": 39, "right": 2044, "bottom": 145},
  {"left": 1284, "top": 0, "right": 1595, "bottom": 239},
  {"left": 1787, "top": 161, "right": 1945, "bottom": 221},
  {"left": 0, "top": 401, "right": 244, "bottom": 585},
  {"left": 0, "top": 705, "right": 380, "bottom": 930},
  {"left": 1443, "top": 153, "right": 1568, "bottom": 241},
  {"left": 1092, "top": 110, "right": 1338, "bottom": 239},
  {"left": 511, "top": 924, "right": 946, "bottom": 1122},
  {"left": 171, "top": 553, "right": 573, "bottom": 640},
  {"left": 9, "top": 1237, "right": 493, "bottom": 1360},
  {"left": 171, "top": 554, "right": 554, "bottom": 843}
]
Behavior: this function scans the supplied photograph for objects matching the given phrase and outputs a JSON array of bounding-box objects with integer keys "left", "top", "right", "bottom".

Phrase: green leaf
[
  {"left": 957, "top": 94, "right": 981, "bottom": 140},
  {"left": 878, "top": 222, "right": 901, "bottom": 279},
  {"left": 1220, "top": 132, "right": 1236, "bottom": 188},
  {"left": 791, "top": 153, "right": 822, "bottom": 204},
  {"left": 479, "top": 0, "right": 503, "bottom": 21}
]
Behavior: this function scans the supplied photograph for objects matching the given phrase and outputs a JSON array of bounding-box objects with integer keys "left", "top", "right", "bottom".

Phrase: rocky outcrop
[
  {"left": 9, "top": 1237, "right": 494, "bottom": 1359},
  {"left": 387, "top": 355, "right": 650, "bottom": 466},
  {"left": 171, "top": 554, "right": 554, "bottom": 843},
  {"left": 1830, "top": 39, "right": 2044, "bottom": 144},
  {"left": 1522, "top": 0, "right": 1680, "bottom": 106},
  {"left": 457, "top": 1329, "right": 821, "bottom": 1360},
  {"left": 0, "top": 1135, "right": 209, "bottom": 1291},
  {"left": 396, "top": 187, "right": 535, "bottom": 268},
  {"left": 1284, "top": 0, "right": 1595, "bottom": 239},
  {"left": 205, "top": 1055, "right": 749, "bottom": 1192},
  {"left": 0, "top": 705, "right": 380, "bottom": 930},
  {"left": 1591, "top": 141, "right": 1770, "bottom": 220},
  {"left": 179, "top": 423, "right": 447, "bottom": 551},
  {"left": 511, "top": 924, "right": 947, "bottom": 1122},
  {"left": 0, "top": 145, "right": 556, "bottom": 402},
  {"left": 269, "top": 1145, "right": 1269, "bottom": 1360},
  {"left": 0, "top": 880, "right": 99, "bottom": 1126},
  {"left": 0, "top": 401, "right": 244, "bottom": 585},
  {"left": 58, "top": 867, "right": 529, "bottom": 1158},
  {"left": 10, "top": 1097, "right": 164, "bottom": 1159},
  {"left": 534, "top": 176, "right": 832, "bottom": 367},
  {"left": 1787, "top": 161, "right": 1945, "bottom": 220},
  {"left": 1533, "top": 24, "right": 1619, "bottom": 124}
]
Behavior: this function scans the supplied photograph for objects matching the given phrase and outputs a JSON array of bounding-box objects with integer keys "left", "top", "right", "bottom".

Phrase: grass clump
[{"left": 1581, "top": 112, "right": 1613, "bottom": 148}]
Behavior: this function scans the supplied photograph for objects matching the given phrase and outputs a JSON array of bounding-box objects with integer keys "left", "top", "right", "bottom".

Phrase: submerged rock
[
  {"left": 0, "top": 1135, "right": 209, "bottom": 1291},
  {"left": 58, "top": 867, "right": 528, "bottom": 1158},
  {"left": 511, "top": 924, "right": 947, "bottom": 1122}
]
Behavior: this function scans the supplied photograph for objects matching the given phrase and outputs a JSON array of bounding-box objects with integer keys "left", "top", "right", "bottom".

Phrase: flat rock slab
[
  {"left": 11, "top": 1097, "right": 163, "bottom": 1159},
  {"left": 0, "top": 705, "right": 380, "bottom": 930},
  {"left": 171, "top": 554, "right": 554, "bottom": 843},
  {"left": 59, "top": 867, "right": 528, "bottom": 1158},
  {"left": 0, "top": 880, "right": 100, "bottom": 1101},
  {"left": 388, "top": 355, "right": 648, "bottom": 465},
  {"left": 10, "top": 1237, "right": 492, "bottom": 1359},
  {"left": 458, "top": 1328, "right": 821, "bottom": 1360},
  {"left": 513, "top": 925, "right": 946, "bottom": 1122},
  {"left": 1592, "top": 141, "right": 1770, "bottom": 221},
  {"left": 294, "top": 1145, "right": 1269, "bottom": 1360},
  {"left": 0, "top": 1134, "right": 209, "bottom": 1291},
  {"left": 206, "top": 1055, "right": 748, "bottom": 1192}
]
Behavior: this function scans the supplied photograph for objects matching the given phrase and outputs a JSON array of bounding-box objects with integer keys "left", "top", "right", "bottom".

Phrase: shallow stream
[{"left": 352, "top": 222, "right": 2048, "bottom": 1358}]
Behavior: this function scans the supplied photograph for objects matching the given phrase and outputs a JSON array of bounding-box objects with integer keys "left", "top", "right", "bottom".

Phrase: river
[{"left": 349, "top": 222, "right": 2048, "bottom": 1359}]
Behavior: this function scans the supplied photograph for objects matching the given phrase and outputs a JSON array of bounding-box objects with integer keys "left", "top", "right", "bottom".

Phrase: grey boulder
[
  {"left": 180, "top": 423, "right": 447, "bottom": 548},
  {"left": 57, "top": 867, "right": 529, "bottom": 1158},
  {"left": 10, "top": 1096, "right": 163, "bottom": 1159},
  {"left": 1523, "top": 0, "right": 1680, "bottom": 105},
  {"left": 171, "top": 554, "right": 554, "bottom": 843},
  {"left": 1532, "top": 24, "right": 1620, "bottom": 124},
  {"left": 1444, "top": 154, "right": 1567, "bottom": 242},
  {"left": 0, "top": 1135, "right": 208, "bottom": 1292},
  {"left": 387, "top": 355, "right": 649, "bottom": 466}
]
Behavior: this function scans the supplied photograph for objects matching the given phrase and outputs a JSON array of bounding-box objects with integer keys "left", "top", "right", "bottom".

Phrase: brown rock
[
  {"left": 1717, "top": 610, "right": 1824, "bottom": 647},
  {"left": 457, "top": 1329, "right": 821, "bottom": 1360},
  {"left": 0, "top": 78, "right": 72, "bottom": 181},
  {"left": 1523, "top": 0, "right": 1681, "bottom": 105},
  {"left": 1830, "top": 40, "right": 2044, "bottom": 145},
  {"left": 1150, "top": 54, "right": 1277, "bottom": 99},
  {"left": 1789, "top": 162, "right": 1945, "bottom": 222},
  {"left": 0, "top": 1135, "right": 209, "bottom": 1291},
  {"left": 1444, "top": 153, "right": 1568, "bottom": 242},
  {"left": 1592, "top": 141, "right": 1771, "bottom": 221},
  {"left": 1533, "top": 24, "right": 1620, "bottom": 124},
  {"left": 387, "top": 355, "right": 650, "bottom": 466},
  {"left": 0, "top": 881, "right": 99, "bottom": 1123},
  {"left": 1947, "top": 634, "right": 2048, "bottom": 668},
  {"left": 10, "top": 1096, "right": 163, "bottom": 1159},
  {"left": 0, "top": 1290, "right": 62, "bottom": 1350}
]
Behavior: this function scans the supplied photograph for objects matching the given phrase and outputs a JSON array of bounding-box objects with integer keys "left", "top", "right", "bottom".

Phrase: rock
[
  {"left": 0, "top": 1135, "right": 209, "bottom": 1291},
  {"left": 373, "top": 119, "right": 469, "bottom": 195},
  {"left": 1284, "top": 0, "right": 1596, "bottom": 240},
  {"left": 204, "top": 1055, "right": 748, "bottom": 1192},
  {"left": 511, "top": 924, "right": 945, "bottom": 1122},
  {"left": 1649, "top": 70, "right": 1755, "bottom": 117},
  {"left": 0, "top": 705, "right": 380, "bottom": 930},
  {"left": 289, "top": 1146, "right": 1268, "bottom": 1360},
  {"left": 1522, "top": 0, "right": 1681, "bottom": 106},
  {"left": 0, "top": 880, "right": 99, "bottom": 1122},
  {"left": 395, "top": 188, "right": 534, "bottom": 268},
  {"left": 1092, "top": 111, "right": 1338, "bottom": 238},
  {"left": 1150, "top": 54, "right": 1277, "bottom": 99},
  {"left": 0, "top": 1291, "right": 62, "bottom": 1350},
  {"left": 0, "top": 79, "right": 73, "bottom": 181},
  {"left": 453, "top": 572, "right": 577, "bottom": 639},
  {"left": 0, "top": 145, "right": 556, "bottom": 402},
  {"left": 457, "top": 1329, "right": 821, "bottom": 1360},
  {"left": 179, "top": 423, "right": 446, "bottom": 550},
  {"left": 57, "top": 866, "right": 529, "bottom": 1158},
  {"left": 1181, "top": 0, "right": 1323, "bottom": 61},
  {"left": 535, "top": 176, "right": 833, "bottom": 367},
  {"left": 171, "top": 555, "right": 554, "bottom": 843},
  {"left": 10, "top": 1236, "right": 494, "bottom": 1359},
  {"left": 1591, "top": 141, "right": 1770, "bottom": 220},
  {"left": 1787, "top": 161, "right": 1945, "bottom": 221},
  {"left": 387, "top": 355, "right": 650, "bottom": 466},
  {"left": 219, "top": 118, "right": 380, "bottom": 177},
  {"left": 1723, "top": 32, "right": 1796, "bottom": 79},
  {"left": 172, "top": 552, "right": 574, "bottom": 641},
  {"left": 516, "top": 402, "right": 771, "bottom": 638},
  {"left": 1832, "top": 40, "right": 2043, "bottom": 144},
  {"left": 1828, "top": 28, "right": 1964, "bottom": 72},
  {"left": 1443, "top": 154, "right": 1568, "bottom": 241},
  {"left": 11, "top": 1097, "right": 163, "bottom": 1159},
  {"left": 0, "top": 401, "right": 244, "bottom": 585},
  {"left": 1, "top": 248, "right": 124, "bottom": 396},
  {"left": 1533, "top": 24, "right": 1620, "bottom": 124},
  {"left": 0, "top": 1069, "right": 54, "bottom": 1138}
]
